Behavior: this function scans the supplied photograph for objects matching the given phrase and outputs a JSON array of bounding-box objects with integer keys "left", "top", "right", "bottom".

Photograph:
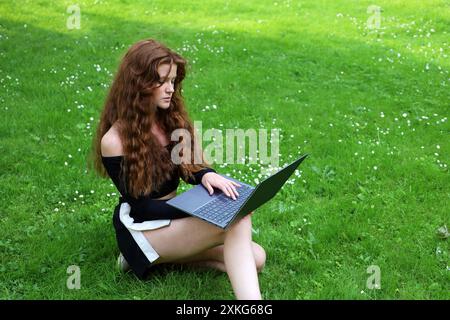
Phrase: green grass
[{"left": 0, "top": 0, "right": 448, "bottom": 299}]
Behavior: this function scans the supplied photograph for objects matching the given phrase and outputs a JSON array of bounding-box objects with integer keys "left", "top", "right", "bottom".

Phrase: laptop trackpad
[{"left": 167, "top": 184, "right": 222, "bottom": 212}]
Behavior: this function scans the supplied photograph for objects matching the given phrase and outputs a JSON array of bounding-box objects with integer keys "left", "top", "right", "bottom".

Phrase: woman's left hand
[{"left": 201, "top": 172, "right": 241, "bottom": 200}]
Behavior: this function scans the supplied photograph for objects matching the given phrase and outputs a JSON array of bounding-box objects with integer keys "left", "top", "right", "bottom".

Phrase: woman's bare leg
[
  {"left": 143, "top": 214, "right": 263, "bottom": 299},
  {"left": 223, "top": 215, "right": 261, "bottom": 300},
  {"left": 173, "top": 242, "right": 266, "bottom": 274}
]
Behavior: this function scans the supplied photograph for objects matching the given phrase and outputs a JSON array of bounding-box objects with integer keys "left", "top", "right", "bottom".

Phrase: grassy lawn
[{"left": 0, "top": 0, "right": 448, "bottom": 299}]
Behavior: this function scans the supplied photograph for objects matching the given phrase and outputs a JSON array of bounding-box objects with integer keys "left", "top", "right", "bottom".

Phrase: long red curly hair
[{"left": 89, "top": 39, "right": 211, "bottom": 198}]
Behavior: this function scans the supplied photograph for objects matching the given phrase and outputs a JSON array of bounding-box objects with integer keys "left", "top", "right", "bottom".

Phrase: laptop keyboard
[{"left": 193, "top": 184, "right": 254, "bottom": 225}]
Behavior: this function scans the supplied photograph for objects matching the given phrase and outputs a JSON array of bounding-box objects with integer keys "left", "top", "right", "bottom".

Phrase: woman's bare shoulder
[{"left": 101, "top": 124, "right": 124, "bottom": 157}]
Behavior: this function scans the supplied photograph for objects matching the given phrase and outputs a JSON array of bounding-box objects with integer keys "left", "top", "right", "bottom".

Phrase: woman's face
[{"left": 154, "top": 63, "right": 177, "bottom": 110}]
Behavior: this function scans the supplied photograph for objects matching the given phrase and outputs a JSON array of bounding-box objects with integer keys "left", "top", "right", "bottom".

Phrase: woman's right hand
[{"left": 201, "top": 172, "right": 241, "bottom": 200}]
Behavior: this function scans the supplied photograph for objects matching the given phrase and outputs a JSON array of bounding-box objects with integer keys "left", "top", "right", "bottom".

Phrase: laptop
[{"left": 167, "top": 154, "right": 308, "bottom": 229}]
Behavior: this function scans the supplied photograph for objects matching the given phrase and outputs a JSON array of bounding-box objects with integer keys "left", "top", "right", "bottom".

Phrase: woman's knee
[{"left": 253, "top": 243, "right": 266, "bottom": 272}]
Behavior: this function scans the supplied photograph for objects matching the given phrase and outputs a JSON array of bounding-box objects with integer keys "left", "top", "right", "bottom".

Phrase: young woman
[{"left": 90, "top": 39, "right": 266, "bottom": 300}]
